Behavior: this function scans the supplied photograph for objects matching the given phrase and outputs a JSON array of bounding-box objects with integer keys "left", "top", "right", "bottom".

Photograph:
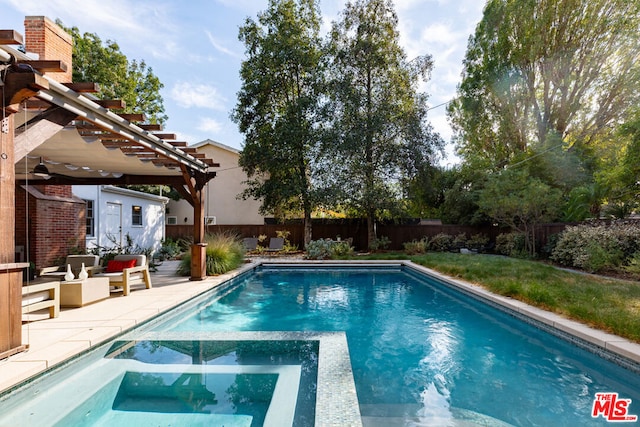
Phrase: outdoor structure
[
  {"left": 73, "top": 185, "right": 169, "bottom": 254},
  {"left": 1, "top": 16, "right": 218, "bottom": 359},
  {"left": 167, "top": 139, "right": 265, "bottom": 226}
]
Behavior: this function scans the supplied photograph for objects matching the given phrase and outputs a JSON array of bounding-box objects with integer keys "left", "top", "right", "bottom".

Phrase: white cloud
[
  {"left": 170, "top": 81, "right": 227, "bottom": 110},
  {"left": 197, "top": 117, "right": 224, "bottom": 134},
  {"left": 205, "top": 30, "right": 243, "bottom": 59}
]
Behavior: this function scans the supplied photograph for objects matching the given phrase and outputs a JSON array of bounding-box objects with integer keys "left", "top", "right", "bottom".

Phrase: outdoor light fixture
[{"left": 33, "top": 158, "right": 51, "bottom": 179}]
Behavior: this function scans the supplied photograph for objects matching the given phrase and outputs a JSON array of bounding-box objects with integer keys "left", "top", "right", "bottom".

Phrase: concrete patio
[{"left": 0, "top": 259, "right": 258, "bottom": 393}]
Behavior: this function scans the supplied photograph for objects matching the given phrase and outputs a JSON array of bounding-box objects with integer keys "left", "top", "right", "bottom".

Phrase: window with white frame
[
  {"left": 85, "top": 199, "right": 95, "bottom": 236},
  {"left": 132, "top": 205, "right": 143, "bottom": 226},
  {"left": 167, "top": 216, "right": 178, "bottom": 225}
]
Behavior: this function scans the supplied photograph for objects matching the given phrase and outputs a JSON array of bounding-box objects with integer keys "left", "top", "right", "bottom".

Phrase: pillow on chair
[{"left": 105, "top": 259, "right": 137, "bottom": 273}]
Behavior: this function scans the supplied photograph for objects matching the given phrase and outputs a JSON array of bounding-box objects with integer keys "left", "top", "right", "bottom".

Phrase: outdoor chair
[
  {"left": 242, "top": 237, "right": 259, "bottom": 252},
  {"left": 266, "top": 237, "right": 284, "bottom": 254},
  {"left": 92, "top": 254, "right": 152, "bottom": 296},
  {"left": 39, "top": 255, "right": 101, "bottom": 279}
]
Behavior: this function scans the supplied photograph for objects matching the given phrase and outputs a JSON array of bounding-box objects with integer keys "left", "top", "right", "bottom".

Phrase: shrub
[
  {"left": 428, "top": 233, "right": 453, "bottom": 252},
  {"left": 370, "top": 236, "right": 391, "bottom": 251},
  {"left": 495, "top": 232, "right": 527, "bottom": 258},
  {"left": 177, "top": 232, "right": 245, "bottom": 276},
  {"left": 551, "top": 222, "right": 640, "bottom": 272},
  {"left": 305, "top": 239, "right": 354, "bottom": 260},
  {"left": 155, "top": 238, "right": 182, "bottom": 261},
  {"left": 404, "top": 238, "right": 428, "bottom": 254},
  {"left": 452, "top": 233, "right": 467, "bottom": 248},
  {"left": 466, "top": 233, "right": 489, "bottom": 251}
]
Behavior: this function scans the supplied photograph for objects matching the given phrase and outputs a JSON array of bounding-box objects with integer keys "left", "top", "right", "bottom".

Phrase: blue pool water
[{"left": 150, "top": 266, "right": 640, "bottom": 426}]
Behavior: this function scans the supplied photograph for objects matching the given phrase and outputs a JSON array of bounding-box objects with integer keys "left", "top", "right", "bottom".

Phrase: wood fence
[{"left": 166, "top": 222, "right": 571, "bottom": 251}]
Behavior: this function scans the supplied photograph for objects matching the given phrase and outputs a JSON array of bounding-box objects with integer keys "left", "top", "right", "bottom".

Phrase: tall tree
[
  {"left": 59, "top": 21, "right": 167, "bottom": 124},
  {"left": 325, "top": 0, "right": 441, "bottom": 249},
  {"left": 449, "top": 0, "right": 640, "bottom": 170},
  {"left": 232, "top": 0, "right": 324, "bottom": 246}
]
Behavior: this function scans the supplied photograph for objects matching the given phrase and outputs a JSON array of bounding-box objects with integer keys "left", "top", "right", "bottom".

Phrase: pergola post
[
  {"left": 0, "top": 113, "right": 29, "bottom": 359},
  {"left": 190, "top": 187, "right": 207, "bottom": 281}
]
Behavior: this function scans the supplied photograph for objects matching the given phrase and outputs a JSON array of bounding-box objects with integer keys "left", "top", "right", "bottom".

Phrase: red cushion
[{"left": 105, "top": 259, "right": 137, "bottom": 273}]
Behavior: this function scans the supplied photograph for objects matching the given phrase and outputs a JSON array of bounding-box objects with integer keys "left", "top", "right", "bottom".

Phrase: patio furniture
[
  {"left": 60, "top": 277, "right": 110, "bottom": 307},
  {"left": 22, "top": 278, "right": 60, "bottom": 320},
  {"left": 266, "top": 237, "right": 284, "bottom": 254},
  {"left": 39, "top": 255, "right": 101, "bottom": 280},
  {"left": 92, "top": 254, "right": 152, "bottom": 296},
  {"left": 242, "top": 237, "right": 258, "bottom": 252}
]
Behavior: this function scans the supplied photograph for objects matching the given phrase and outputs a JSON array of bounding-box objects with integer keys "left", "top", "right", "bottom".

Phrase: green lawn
[{"left": 356, "top": 252, "right": 640, "bottom": 343}]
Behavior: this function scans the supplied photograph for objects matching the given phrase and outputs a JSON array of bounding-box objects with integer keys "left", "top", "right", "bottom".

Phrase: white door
[{"left": 105, "top": 202, "right": 122, "bottom": 247}]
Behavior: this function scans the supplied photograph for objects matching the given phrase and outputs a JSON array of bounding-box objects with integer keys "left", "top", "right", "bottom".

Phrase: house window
[
  {"left": 85, "top": 199, "right": 95, "bottom": 237},
  {"left": 167, "top": 216, "right": 178, "bottom": 225},
  {"left": 132, "top": 205, "right": 143, "bottom": 226}
]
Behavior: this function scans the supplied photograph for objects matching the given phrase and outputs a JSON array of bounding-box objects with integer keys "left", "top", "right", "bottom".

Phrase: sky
[{"left": 1, "top": 0, "right": 485, "bottom": 164}]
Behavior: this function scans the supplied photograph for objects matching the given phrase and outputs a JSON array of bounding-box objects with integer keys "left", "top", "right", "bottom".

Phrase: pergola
[{"left": 1, "top": 30, "right": 218, "bottom": 281}]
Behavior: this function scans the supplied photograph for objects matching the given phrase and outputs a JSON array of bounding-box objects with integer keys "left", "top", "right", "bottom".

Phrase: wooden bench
[{"left": 22, "top": 279, "right": 60, "bottom": 319}]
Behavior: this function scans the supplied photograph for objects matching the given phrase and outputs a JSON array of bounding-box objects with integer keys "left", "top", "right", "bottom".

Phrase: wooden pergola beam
[
  {"left": 0, "top": 29, "right": 23, "bottom": 45},
  {"left": 18, "top": 60, "right": 67, "bottom": 73},
  {"left": 95, "top": 100, "right": 125, "bottom": 109},
  {"left": 118, "top": 113, "right": 146, "bottom": 122},
  {"left": 139, "top": 124, "right": 163, "bottom": 131},
  {"left": 62, "top": 82, "right": 100, "bottom": 93},
  {"left": 152, "top": 133, "right": 177, "bottom": 140}
]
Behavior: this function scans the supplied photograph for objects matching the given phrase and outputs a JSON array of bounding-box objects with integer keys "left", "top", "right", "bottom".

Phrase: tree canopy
[
  {"left": 449, "top": 0, "right": 640, "bottom": 171},
  {"left": 59, "top": 20, "right": 168, "bottom": 124},
  {"left": 232, "top": 0, "right": 324, "bottom": 245},
  {"left": 440, "top": 0, "right": 640, "bottom": 237},
  {"left": 323, "top": 0, "right": 442, "bottom": 248}
]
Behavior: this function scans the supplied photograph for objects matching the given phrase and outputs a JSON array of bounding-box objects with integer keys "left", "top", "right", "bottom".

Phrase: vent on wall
[
  {"left": 205, "top": 216, "right": 216, "bottom": 225},
  {"left": 167, "top": 216, "right": 178, "bottom": 225}
]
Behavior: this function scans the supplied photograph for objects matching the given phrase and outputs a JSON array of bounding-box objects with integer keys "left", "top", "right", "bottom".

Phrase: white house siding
[
  {"left": 167, "top": 139, "right": 265, "bottom": 225},
  {"left": 72, "top": 185, "right": 169, "bottom": 253}
]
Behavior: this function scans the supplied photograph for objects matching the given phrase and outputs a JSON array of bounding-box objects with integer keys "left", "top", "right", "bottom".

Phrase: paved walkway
[{"left": 0, "top": 260, "right": 259, "bottom": 393}]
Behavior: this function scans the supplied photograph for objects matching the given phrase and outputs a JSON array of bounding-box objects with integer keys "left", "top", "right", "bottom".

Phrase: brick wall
[
  {"left": 15, "top": 186, "right": 86, "bottom": 270},
  {"left": 24, "top": 16, "right": 72, "bottom": 83}
]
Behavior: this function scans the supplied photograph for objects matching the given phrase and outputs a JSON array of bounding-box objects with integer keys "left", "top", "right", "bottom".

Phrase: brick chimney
[{"left": 23, "top": 16, "right": 72, "bottom": 83}]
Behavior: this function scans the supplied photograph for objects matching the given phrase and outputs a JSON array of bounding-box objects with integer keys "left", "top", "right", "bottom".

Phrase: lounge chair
[
  {"left": 266, "top": 237, "right": 284, "bottom": 254},
  {"left": 242, "top": 237, "right": 259, "bottom": 252},
  {"left": 92, "top": 254, "right": 152, "bottom": 296},
  {"left": 39, "top": 255, "right": 101, "bottom": 279}
]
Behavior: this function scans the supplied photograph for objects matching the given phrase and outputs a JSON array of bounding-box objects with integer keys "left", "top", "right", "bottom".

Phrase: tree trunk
[
  {"left": 303, "top": 209, "right": 312, "bottom": 248},
  {"left": 367, "top": 209, "right": 376, "bottom": 250}
]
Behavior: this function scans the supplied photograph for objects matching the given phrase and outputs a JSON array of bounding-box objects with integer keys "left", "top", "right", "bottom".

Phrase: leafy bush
[
  {"left": 495, "top": 232, "right": 527, "bottom": 258},
  {"left": 466, "top": 233, "right": 489, "bottom": 251},
  {"left": 177, "top": 232, "right": 245, "bottom": 276},
  {"left": 369, "top": 236, "right": 391, "bottom": 251},
  {"left": 276, "top": 230, "right": 298, "bottom": 252},
  {"left": 551, "top": 222, "right": 640, "bottom": 273},
  {"left": 428, "top": 233, "right": 453, "bottom": 252},
  {"left": 305, "top": 239, "right": 354, "bottom": 260},
  {"left": 403, "top": 238, "right": 428, "bottom": 254},
  {"left": 155, "top": 238, "right": 182, "bottom": 261},
  {"left": 452, "top": 233, "right": 467, "bottom": 248}
]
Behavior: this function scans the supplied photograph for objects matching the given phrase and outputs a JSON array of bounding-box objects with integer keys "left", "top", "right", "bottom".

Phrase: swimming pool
[
  {"left": 148, "top": 264, "right": 640, "bottom": 426},
  {"left": 1, "top": 262, "right": 640, "bottom": 426}
]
